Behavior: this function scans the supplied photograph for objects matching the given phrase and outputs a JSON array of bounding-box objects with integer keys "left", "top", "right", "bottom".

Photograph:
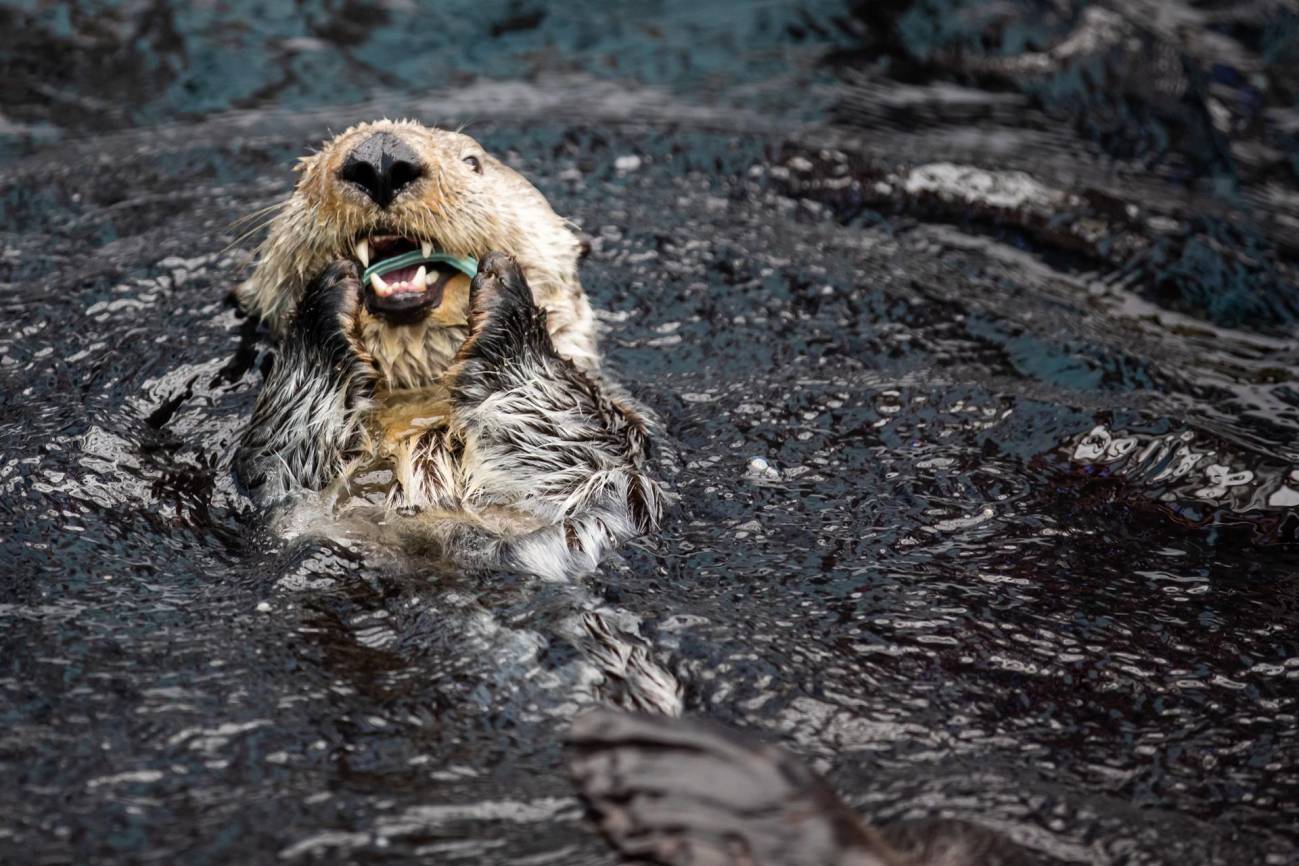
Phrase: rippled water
[{"left": 2, "top": 2, "right": 1298, "bottom": 864}]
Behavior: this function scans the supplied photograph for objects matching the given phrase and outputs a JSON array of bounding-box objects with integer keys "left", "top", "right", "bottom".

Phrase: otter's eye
[{"left": 464, "top": 155, "right": 482, "bottom": 174}]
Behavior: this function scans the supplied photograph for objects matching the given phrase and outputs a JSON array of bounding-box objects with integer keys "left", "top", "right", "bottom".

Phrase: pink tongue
[{"left": 382, "top": 264, "right": 421, "bottom": 288}]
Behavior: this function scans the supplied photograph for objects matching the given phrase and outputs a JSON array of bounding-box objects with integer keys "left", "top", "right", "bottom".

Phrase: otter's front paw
[
  {"left": 293, "top": 260, "right": 363, "bottom": 346},
  {"left": 468, "top": 251, "right": 538, "bottom": 326},
  {"left": 458, "top": 252, "right": 552, "bottom": 367}
]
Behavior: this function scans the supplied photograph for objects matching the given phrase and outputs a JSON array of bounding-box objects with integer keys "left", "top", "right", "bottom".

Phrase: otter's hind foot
[
  {"left": 566, "top": 711, "right": 1045, "bottom": 866},
  {"left": 567, "top": 710, "right": 886, "bottom": 866}
]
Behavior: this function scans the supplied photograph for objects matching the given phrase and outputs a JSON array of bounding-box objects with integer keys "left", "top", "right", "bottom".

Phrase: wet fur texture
[{"left": 235, "top": 122, "right": 662, "bottom": 578}]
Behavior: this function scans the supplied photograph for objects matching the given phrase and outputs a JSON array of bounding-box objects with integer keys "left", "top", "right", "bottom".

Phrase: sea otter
[{"left": 234, "top": 120, "right": 663, "bottom": 578}]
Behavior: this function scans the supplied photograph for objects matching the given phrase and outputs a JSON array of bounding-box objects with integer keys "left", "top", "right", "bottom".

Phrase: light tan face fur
[{"left": 239, "top": 119, "right": 597, "bottom": 389}]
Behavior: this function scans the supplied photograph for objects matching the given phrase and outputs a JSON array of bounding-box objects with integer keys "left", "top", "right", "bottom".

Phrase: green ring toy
[{"left": 362, "top": 250, "right": 478, "bottom": 286}]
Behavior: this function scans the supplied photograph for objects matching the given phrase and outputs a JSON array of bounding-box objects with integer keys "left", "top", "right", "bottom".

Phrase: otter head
[{"left": 239, "top": 119, "right": 588, "bottom": 388}]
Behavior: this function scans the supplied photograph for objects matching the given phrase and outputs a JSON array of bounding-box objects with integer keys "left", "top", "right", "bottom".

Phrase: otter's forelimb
[
  {"left": 447, "top": 253, "right": 665, "bottom": 578},
  {"left": 235, "top": 261, "right": 375, "bottom": 503}
]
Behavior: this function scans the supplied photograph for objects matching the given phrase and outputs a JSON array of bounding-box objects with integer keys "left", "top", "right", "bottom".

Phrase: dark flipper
[
  {"left": 567, "top": 710, "right": 900, "bottom": 866},
  {"left": 567, "top": 710, "right": 1043, "bottom": 866}
]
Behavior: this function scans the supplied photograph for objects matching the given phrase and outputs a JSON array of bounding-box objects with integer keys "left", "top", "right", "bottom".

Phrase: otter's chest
[{"left": 359, "top": 321, "right": 469, "bottom": 391}]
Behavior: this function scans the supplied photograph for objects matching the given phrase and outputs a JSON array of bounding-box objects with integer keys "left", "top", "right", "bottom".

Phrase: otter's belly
[{"left": 370, "top": 385, "right": 455, "bottom": 448}]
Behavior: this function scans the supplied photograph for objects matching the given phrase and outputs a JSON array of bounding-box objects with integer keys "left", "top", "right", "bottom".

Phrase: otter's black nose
[{"left": 339, "top": 132, "right": 424, "bottom": 209}]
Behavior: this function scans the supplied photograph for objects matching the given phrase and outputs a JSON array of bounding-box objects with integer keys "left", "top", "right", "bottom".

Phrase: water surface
[{"left": 2, "top": 2, "right": 1297, "bottom": 864}]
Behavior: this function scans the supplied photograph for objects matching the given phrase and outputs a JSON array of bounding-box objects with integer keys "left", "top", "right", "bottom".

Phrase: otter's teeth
[
  {"left": 421, "top": 241, "right": 433, "bottom": 259},
  {"left": 370, "top": 272, "right": 389, "bottom": 296},
  {"left": 355, "top": 239, "right": 370, "bottom": 268},
  {"left": 415, "top": 265, "right": 427, "bottom": 289}
]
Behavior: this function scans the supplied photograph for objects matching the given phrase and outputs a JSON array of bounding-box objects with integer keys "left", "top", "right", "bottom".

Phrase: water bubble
[{"left": 746, "top": 456, "right": 781, "bottom": 481}]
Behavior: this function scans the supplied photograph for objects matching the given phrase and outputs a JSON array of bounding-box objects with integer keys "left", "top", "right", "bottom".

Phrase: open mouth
[{"left": 352, "top": 234, "right": 478, "bottom": 322}]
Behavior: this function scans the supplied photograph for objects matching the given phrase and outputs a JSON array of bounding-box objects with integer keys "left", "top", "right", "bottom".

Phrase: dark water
[{"left": 3, "top": 1, "right": 1299, "bottom": 863}]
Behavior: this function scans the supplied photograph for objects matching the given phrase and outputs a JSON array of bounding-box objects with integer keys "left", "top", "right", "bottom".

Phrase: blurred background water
[{"left": 1, "top": 1, "right": 1298, "bottom": 863}]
